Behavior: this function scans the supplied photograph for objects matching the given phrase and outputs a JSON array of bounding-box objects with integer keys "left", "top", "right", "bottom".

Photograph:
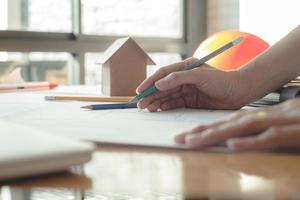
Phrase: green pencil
[{"left": 128, "top": 36, "right": 244, "bottom": 103}]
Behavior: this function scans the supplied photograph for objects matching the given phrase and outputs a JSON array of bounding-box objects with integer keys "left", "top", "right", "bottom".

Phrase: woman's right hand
[{"left": 136, "top": 57, "right": 252, "bottom": 112}]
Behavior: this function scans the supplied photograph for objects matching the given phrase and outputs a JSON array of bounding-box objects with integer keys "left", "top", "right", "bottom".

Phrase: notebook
[{"left": 0, "top": 119, "right": 95, "bottom": 181}]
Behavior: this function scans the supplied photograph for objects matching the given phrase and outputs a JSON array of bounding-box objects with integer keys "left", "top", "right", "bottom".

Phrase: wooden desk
[{"left": 1, "top": 145, "right": 300, "bottom": 200}]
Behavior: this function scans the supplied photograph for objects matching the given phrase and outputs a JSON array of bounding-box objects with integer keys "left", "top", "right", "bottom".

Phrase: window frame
[{"left": 0, "top": 0, "right": 207, "bottom": 84}]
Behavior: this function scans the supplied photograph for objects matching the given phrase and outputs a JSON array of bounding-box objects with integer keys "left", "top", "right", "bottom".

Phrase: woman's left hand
[{"left": 175, "top": 98, "right": 300, "bottom": 151}]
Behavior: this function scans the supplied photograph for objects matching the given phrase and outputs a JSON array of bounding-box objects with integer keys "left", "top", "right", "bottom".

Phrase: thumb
[{"left": 155, "top": 69, "right": 205, "bottom": 91}]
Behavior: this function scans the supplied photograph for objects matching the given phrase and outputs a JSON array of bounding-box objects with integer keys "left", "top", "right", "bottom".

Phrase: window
[
  {"left": 0, "top": 0, "right": 72, "bottom": 32},
  {"left": 0, "top": 52, "right": 73, "bottom": 84},
  {"left": 82, "top": 0, "right": 183, "bottom": 38},
  {"left": 239, "top": 0, "right": 300, "bottom": 45},
  {"left": 148, "top": 53, "right": 182, "bottom": 76},
  {"left": 0, "top": 1, "right": 205, "bottom": 84},
  {"left": 85, "top": 53, "right": 103, "bottom": 85}
]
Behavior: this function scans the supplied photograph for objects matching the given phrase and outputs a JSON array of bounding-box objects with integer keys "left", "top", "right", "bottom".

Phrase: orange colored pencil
[{"left": 45, "top": 95, "right": 132, "bottom": 103}]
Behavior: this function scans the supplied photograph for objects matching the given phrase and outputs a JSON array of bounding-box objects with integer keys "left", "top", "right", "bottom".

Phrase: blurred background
[{"left": 0, "top": 0, "right": 299, "bottom": 85}]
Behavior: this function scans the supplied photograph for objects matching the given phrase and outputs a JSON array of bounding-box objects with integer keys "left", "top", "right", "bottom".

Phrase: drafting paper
[{"left": 0, "top": 92, "right": 234, "bottom": 150}]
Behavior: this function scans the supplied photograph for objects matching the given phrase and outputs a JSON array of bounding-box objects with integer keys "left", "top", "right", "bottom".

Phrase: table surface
[
  {"left": 1, "top": 144, "right": 300, "bottom": 200},
  {"left": 1, "top": 86, "right": 300, "bottom": 200}
]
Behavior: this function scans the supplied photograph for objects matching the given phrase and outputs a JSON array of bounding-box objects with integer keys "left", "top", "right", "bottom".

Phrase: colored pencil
[
  {"left": 0, "top": 82, "right": 58, "bottom": 93},
  {"left": 45, "top": 95, "right": 132, "bottom": 103},
  {"left": 81, "top": 103, "right": 137, "bottom": 110}
]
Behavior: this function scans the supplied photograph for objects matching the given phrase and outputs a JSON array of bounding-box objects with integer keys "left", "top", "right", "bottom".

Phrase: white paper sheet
[{"left": 0, "top": 92, "right": 234, "bottom": 150}]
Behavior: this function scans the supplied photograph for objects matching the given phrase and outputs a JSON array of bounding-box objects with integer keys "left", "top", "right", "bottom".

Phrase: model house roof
[{"left": 99, "top": 37, "right": 155, "bottom": 65}]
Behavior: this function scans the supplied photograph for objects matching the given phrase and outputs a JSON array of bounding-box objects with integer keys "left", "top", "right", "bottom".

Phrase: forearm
[{"left": 240, "top": 25, "right": 300, "bottom": 103}]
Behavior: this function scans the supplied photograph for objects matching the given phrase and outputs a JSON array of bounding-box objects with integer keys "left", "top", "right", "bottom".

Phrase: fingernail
[
  {"left": 137, "top": 101, "right": 145, "bottom": 109},
  {"left": 174, "top": 132, "right": 187, "bottom": 144},
  {"left": 137, "top": 104, "right": 144, "bottom": 110},
  {"left": 226, "top": 139, "right": 237, "bottom": 151},
  {"left": 155, "top": 79, "right": 165, "bottom": 90}
]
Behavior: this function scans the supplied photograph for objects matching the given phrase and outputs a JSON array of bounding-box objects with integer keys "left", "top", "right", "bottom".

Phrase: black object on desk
[{"left": 249, "top": 85, "right": 300, "bottom": 107}]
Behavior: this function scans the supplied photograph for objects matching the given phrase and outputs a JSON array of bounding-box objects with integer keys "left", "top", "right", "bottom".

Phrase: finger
[
  {"left": 147, "top": 91, "right": 184, "bottom": 112},
  {"left": 185, "top": 111, "right": 299, "bottom": 148},
  {"left": 160, "top": 97, "right": 186, "bottom": 111},
  {"left": 227, "top": 109, "right": 257, "bottom": 119},
  {"left": 136, "top": 58, "right": 196, "bottom": 93},
  {"left": 175, "top": 110, "right": 255, "bottom": 144},
  {"left": 175, "top": 108, "right": 274, "bottom": 147},
  {"left": 191, "top": 120, "right": 228, "bottom": 132},
  {"left": 174, "top": 122, "right": 223, "bottom": 144},
  {"left": 137, "top": 87, "right": 181, "bottom": 109},
  {"left": 227, "top": 124, "right": 300, "bottom": 151},
  {"left": 155, "top": 68, "right": 206, "bottom": 91},
  {"left": 175, "top": 125, "right": 208, "bottom": 144},
  {"left": 190, "top": 110, "right": 254, "bottom": 133},
  {"left": 146, "top": 98, "right": 165, "bottom": 112},
  {"left": 174, "top": 110, "right": 251, "bottom": 145}
]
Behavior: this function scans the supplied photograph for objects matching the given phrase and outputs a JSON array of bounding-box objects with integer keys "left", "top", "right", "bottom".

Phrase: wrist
[{"left": 234, "top": 68, "right": 260, "bottom": 106}]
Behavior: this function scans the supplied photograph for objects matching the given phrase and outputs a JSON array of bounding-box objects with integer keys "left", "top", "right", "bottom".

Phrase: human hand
[
  {"left": 175, "top": 98, "right": 300, "bottom": 151},
  {"left": 136, "top": 58, "right": 250, "bottom": 112}
]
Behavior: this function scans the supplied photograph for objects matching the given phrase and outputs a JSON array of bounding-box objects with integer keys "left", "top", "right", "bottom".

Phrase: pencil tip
[
  {"left": 232, "top": 36, "right": 244, "bottom": 45},
  {"left": 127, "top": 97, "right": 138, "bottom": 104},
  {"left": 45, "top": 96, "right": 54, "bottom": 101},
  {"left": 49, "top": 83, "right": 58, "bottom": 89},
  {"left": 81, "top": 105, "right": 92, "bottom": 109}
]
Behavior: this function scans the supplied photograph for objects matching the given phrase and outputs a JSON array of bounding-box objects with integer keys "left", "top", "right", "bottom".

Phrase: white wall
[
  {"left": 239, "top": 0, "right": 300, "bottom": 45},
  {"left": 207, "top": 0, "right": 239, "bottom": 36},
  {"left": 0, "top": 0, "right": 7, "bottom": 29}
]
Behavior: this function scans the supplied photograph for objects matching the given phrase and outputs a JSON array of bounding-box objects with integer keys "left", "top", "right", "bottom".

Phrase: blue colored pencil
[{"left": 81, "top": 103, "right": 137, "bottom": 110}]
